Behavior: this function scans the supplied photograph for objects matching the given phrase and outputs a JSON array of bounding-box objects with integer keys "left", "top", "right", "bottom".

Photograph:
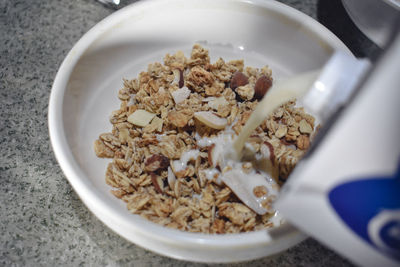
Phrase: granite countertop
[{"left": 1, "top": 0, "right": 376, "bottom": 266}]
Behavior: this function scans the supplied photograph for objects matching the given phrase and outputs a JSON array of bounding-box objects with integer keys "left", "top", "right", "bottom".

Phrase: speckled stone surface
[{"left": 1, "top": 0, "right": 372, "bottom": 265}]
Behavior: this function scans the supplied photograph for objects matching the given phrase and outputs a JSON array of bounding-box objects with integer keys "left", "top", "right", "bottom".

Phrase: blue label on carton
[{"left": 329, "top": 164, "right": 400, "bottom": 261}]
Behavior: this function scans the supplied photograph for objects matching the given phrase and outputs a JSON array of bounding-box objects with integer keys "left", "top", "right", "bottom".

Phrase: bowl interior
[{"left": 53, "top": 0, "right": 348, "bottom": 262}]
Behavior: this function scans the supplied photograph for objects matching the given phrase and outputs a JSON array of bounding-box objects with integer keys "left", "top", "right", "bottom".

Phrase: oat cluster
[{"left": 94, "top": 44, "right": 316, "bottom": 233}]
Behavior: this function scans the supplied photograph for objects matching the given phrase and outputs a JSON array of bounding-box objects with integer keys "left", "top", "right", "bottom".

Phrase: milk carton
[{"left": 275, "top": 32, "right": 400, "bottom": 266}]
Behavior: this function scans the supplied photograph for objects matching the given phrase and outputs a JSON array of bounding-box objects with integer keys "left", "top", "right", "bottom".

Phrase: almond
[
  {"left": 254, "top": 75, "right": 272, "bottom": 100},
  {"left": 230, "top": 71, "right": 249, "bottom": 90},
  {"left": 127, "top": 109, "right": 156, "bottom": 127},
  {"left": 194, "top": 111, "right": 227, "bottom": 130}
]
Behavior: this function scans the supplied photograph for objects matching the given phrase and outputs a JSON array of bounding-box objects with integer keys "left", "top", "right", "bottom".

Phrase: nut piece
[
  {"left": 194, "top": 111, "right": 227, "bottom": 130},
  {"left": 127, "top": 109, "right": 156, "bottom": 127},
  {"left": 145, "top": 154, "right": 169, "bottom": 172},
  {"left": 171, "top": 86, "right": 191, "bottom": 104},
  {"left": 299, "top": 119, "right": 313, "bottom": 134},
  {"left": 254, "top": 75, "right": 272, "bottom": 100},
  {"left": 230, "top": 71, "right": 249, "bottom": 90}
]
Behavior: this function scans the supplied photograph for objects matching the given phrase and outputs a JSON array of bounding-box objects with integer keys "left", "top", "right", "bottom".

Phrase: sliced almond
[
  {"left": 127, "top": 109, "right": 156, "bottom": 127},
  {"left": 171, "top": 86, "right": 191, "bottom": 104},
  {"left": 194, "top": 111, "right": 227, "bottom": 130},
  {"left": 167, "top": 167, "right": 176, "bottom": 189}
]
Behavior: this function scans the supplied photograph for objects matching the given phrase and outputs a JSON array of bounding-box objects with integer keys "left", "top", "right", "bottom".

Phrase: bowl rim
[{"left": 48, "top": 0, "right": 350, "bottom": 255}]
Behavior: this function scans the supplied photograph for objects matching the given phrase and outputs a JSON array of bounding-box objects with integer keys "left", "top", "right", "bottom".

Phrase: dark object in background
[{"left": 317, "top": 0, "right": 382, "bottom": 61}]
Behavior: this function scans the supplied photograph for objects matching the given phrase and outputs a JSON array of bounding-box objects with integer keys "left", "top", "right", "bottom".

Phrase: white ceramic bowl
[{"left": 49, "top": 0, "right": 350, "bottom": 263}]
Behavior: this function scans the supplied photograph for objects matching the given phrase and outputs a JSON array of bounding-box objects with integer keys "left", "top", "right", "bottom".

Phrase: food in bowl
[{"left": 94, "top": 44, "right": 316, "bottom": 233}]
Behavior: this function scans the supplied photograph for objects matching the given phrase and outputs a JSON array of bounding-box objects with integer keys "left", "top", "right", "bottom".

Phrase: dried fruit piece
[
  {"left": 127, "top": 109, "right": 156, "bottom": 127},
  {"left": 171, "top": 86, "right": 191, "bottom": 104},
  {"left": 230, "top": 71, "right": 249, "bottom": 90},
  {"left": 254, "top": 75, "right": 272, "bottom": 100},
  {"left": 145, "top": 154, "right": 169, "bottom": 172},
  {"left": 194, "top": 111, "right": 227, "bottom": 130}
]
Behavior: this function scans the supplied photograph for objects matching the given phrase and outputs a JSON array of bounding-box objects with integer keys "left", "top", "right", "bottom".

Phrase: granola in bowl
[{"left": 94, "top": 44, "right": 316, "bottom": 234}]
